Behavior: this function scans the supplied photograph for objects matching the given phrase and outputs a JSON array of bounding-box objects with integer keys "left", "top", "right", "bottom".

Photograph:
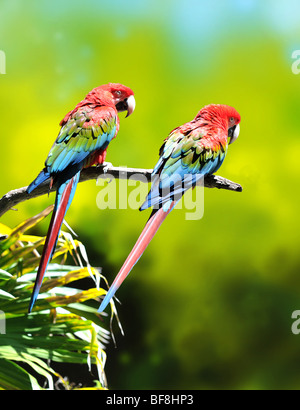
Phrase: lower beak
[{"left": 125, "top": 95, "right": 136, "bottom": 118}]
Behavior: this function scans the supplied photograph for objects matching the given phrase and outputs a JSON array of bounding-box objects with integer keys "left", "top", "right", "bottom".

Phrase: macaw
[
  {"left": 27, "top": 83, "right": 135, "bottom": 312},
  {"left": 98, "top": 104, "right": 241, "bottom": 312}
]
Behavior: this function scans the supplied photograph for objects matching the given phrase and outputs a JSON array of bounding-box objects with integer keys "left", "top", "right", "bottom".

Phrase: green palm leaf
[{"left": 0, "top": 208, "right": 118, "bottom": 390}]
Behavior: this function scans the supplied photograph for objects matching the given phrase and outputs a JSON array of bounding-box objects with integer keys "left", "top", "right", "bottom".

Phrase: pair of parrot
[{"left": 27, "top": 83, "right": 241, "bottom": 313}]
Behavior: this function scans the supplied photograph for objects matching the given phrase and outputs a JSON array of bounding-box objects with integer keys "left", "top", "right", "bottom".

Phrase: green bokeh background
[{"left": 1, "top": 0, "right": 300, "bottom": 390}]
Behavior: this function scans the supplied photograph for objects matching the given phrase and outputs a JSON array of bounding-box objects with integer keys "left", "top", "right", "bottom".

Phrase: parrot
[
  {"left": 98, "top": 104, "right": 241, "bottom": 312},
  {"left": 27, "top": 83, "right": 135, "bottom": 313}
]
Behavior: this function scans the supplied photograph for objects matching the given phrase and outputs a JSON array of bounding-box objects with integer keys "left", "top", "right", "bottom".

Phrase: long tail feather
[
  {"left": 28, "top": 173, "right": 80, "bottom": 312},
  {"left": 98, "top": 201, "right": 176, "bottom": 312}
]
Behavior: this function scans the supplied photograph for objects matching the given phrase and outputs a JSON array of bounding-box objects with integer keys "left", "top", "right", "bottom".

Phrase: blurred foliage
[
  {"left": 1, "top": 0, "right": 300, "bottom": 390},
  {"left": 0, "top": 207, "right": 117, "bottom": 390}
]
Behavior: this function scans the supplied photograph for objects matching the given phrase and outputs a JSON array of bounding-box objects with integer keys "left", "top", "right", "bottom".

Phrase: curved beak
[
  {"left": 228, "top": 123, "right": 240, "bottom": 145},
  {"left": 125, "top": 95, "right": 136, "bottom": 118}
]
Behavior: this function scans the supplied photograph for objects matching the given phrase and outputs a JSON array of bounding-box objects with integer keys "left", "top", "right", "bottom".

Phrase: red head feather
[
  {"left": 196, "top": 104, "right": 241, "bottom": 130},
  {"left": 60, "top": 83, "right": 135, "bottom": 126}
]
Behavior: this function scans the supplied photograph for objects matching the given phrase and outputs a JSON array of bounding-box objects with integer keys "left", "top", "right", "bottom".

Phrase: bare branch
[{"left": 0, "top": 163, "right": 242, "bottom": 218}]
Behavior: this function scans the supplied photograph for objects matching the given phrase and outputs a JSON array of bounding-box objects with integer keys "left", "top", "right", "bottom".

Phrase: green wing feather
[
  {"left": 45, "top": 108, "right": 117, "bottom": 173},
  {"left": 157, "top": 127, "right": 227, "bottom": 178}
]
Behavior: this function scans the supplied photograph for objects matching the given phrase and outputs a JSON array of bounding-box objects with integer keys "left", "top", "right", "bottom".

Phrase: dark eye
[
  {"left": 115, "top": 90, "right": 122, "bottom": 96},
  {"left": 230, "top": 117, "right": 234, "bottom": 122}
]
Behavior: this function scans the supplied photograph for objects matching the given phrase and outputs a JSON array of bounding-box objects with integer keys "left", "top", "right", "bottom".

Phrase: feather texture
[
  {"left": 99, "top": 103, "right": 241, "bottom": 311},
  {"left": 28, "top": 174, "right": 80, "bottom": 312},
  {"left": 98, "top": 203, "right": 175, "bottom": 312},
  {"left": 27, "top": 83, "right": 135, "bottom": 311}
]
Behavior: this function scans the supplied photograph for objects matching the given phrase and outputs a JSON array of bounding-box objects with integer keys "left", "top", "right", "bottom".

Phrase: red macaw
[
  {"left": 98, "top": 104, "right": 241, "bottom": 312},
  {"left": 27, "top": 83, "right": 135, "bottom": 312}
]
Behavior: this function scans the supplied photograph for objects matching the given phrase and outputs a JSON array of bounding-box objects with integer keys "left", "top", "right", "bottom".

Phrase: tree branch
[{"left": 0, "top": 163, "right": 242, "bottom": 218}]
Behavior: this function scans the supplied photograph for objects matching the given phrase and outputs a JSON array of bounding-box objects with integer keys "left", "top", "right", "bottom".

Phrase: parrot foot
[{"left": 101, "top": 162, "right": 113, "bottom": 174}]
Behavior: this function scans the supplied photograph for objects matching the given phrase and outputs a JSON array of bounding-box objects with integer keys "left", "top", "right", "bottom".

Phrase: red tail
[
  {"left": 98, "top": 202, "right": 175, "bottom": 312},
  {"left": 28, "top": 177, "right": 77, "bottom": 312}
]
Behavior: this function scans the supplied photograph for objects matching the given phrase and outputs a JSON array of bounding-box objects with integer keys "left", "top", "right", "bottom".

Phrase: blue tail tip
[
  {"left": 28, "top": 293, "right": 38, "bottom": 314},
  {"left": 28, "top": 302, "right": 34, "bottom": 314},
  {"left": 98, "top": 286, "right": 119, "bottom": 313},
  {"left": 98, "top": 298, "right": 109, "bottom": 313}
]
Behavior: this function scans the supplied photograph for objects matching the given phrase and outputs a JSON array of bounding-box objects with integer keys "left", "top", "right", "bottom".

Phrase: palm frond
[{"left": 0, "top": 207, "right": 118, "bottom": 390}]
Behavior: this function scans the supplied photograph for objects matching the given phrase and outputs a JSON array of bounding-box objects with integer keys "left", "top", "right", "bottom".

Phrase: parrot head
[
  {"left": 108, "top": 83, "right": 136, "bottom": 118},
  {"left": 87, "top": 83, "right": 135, "bottom": 118},
  {"left": 225, "top": 106, "right": 241, "bottom": 145},
  {"left": 196, "top": 104, "right": 241, "bottom": 145}
]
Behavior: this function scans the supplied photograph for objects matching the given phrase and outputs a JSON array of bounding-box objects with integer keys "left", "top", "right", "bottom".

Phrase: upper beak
[
  {"left": 125, "top": 95, "right": 136, "bottom": 118},
  {"left": 228, "top": 123, "right": 240, "bottom": 145}
]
